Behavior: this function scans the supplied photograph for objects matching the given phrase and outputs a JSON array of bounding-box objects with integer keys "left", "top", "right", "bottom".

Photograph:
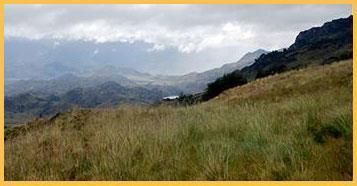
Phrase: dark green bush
[{"left": 202, "top": 72, "right": 247, "bottom": 101}]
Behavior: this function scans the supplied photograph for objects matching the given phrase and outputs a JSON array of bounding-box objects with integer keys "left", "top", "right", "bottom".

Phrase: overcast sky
[{"left": 5, "top": 4, "right": 352, "bottom": 74}]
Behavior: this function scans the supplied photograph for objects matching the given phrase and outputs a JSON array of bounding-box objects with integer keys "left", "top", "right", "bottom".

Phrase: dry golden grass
[{"left": 5, "top": 60, "right": 353, "bottom": 180}]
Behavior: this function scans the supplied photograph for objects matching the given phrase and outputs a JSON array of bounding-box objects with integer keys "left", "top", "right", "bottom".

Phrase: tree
[{"left": 202, "top": 72, "right": 247, "bottom": 101}]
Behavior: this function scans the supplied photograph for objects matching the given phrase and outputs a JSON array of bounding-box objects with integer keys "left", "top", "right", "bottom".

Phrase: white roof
[{"left": 163, "top": 96, "right": 179, "bottom": 99}]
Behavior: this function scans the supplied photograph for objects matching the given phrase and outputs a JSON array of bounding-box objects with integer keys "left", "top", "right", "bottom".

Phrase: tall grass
[{"left": 5, "top": 60, "right": 353, "bottom": 180}]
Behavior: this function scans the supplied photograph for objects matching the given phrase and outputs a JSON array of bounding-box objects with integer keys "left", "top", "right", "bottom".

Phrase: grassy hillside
[{"left": 5, "top": 60, "right": 352, "bottom": 181}]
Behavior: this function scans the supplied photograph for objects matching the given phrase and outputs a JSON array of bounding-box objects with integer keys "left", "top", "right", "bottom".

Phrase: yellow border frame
[{"left": 0, "top": 2, "right": 356, "bottom": 186}]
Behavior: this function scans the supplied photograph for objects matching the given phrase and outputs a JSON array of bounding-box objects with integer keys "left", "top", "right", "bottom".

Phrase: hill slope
[{"left": 5, "top": 59, "right": 352, "bottom": 181}]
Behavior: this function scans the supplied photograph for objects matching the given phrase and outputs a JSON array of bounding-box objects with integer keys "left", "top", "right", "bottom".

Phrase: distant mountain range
[
  {"left": 5, "top": 46, "right": 266, "bottom": 125},
  {"left": 5, "top": 15, "right": 353, "bottom": 125},
  {"left": 5, "top": 48, "right": 267, "bottom": 96},
  {"left": 4, "top": 37, "right": 247, "bottom": 81}
]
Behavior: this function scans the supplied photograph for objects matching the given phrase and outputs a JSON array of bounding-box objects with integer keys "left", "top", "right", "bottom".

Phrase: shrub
[{"left": 202, "top": 72, "right": 247, "bottom": 101}]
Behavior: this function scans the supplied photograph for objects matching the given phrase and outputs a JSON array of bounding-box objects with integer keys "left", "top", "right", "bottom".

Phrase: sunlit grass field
[{"left": 5, "top": 60, "right": 352, "bottom": 180}]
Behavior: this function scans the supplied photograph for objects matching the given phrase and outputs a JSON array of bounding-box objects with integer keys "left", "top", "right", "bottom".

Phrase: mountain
[
  {"left": 4, "top": 48, "right": 267, "bottom": 125},
  {"left": 5, "top": 73, "right": 137, "bottom": 96},
  {"left": 4, "top": 38, "right": 160, "bottom": 81},
  {"left": 5, "top": 37, "right": 250, "bottom": 81},
  {"left": 200, "top": 15, "right": 353, "bottom": 100},
  {"left": 4, "top": 48, "right": 266, "bottom": 125},
  {"left": 238, "top": 15, "right": 352, "bottom": 81},
  {"left": 6, "top": 49, "right": 267, "bottom": 96},
  {"left": 60, "top": 81, "right": 164, "bottom": 107},
  {"left": 188, "top": 15, "right": 353, "bottom": 102},
  {"left": 218, "top": 49, "right": 269, "bottom": 73},
  {"left": 170, "top": 49, "right": 268, "bottom": 93},
  {"left": 5, "top": 81, "right": 166, "bottom": 125}
]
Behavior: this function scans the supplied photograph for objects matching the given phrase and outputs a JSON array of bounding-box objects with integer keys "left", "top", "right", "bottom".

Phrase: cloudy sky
[{"left": 5, "top": 4, "right": 352, "bottom": 75}]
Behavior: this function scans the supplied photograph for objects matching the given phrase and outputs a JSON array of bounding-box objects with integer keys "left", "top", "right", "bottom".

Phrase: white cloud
[
  {"left": 5, "top": 4, "right": 352, "bottom": 53},
  {"left": 6, "top": 19, "right": 255, "bottom": 53}
]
